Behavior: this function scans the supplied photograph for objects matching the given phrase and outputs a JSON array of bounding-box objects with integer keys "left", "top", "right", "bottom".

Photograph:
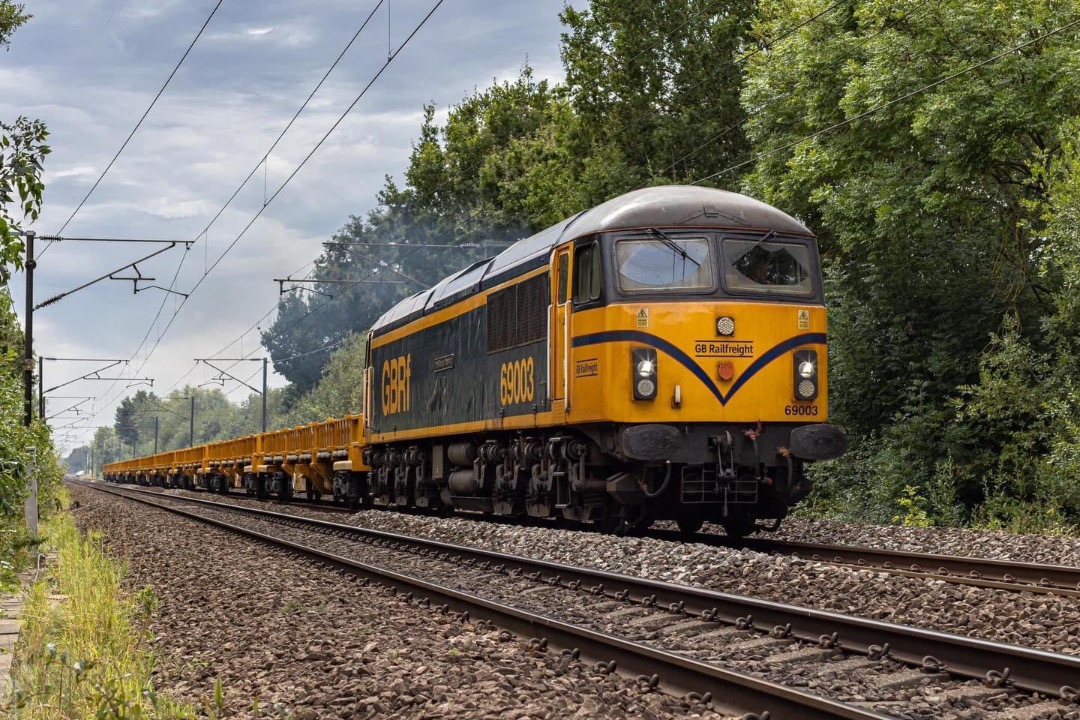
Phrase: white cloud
[
  {"left": 205, "top": 23, "right": 317, "bottom": 48},
  {"left": 119, "top": 0, "right": 187, "bottom": 22},
  {"left": 49, "top": 165, "right": 98, "bottom": 181}
]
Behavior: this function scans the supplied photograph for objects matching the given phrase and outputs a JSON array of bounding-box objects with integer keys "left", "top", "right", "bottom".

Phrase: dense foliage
[
  {"left": 104, "top": 0, "right": 1080, "bottom": 532},
  {"left": 1, "top": 290, "right": 60, "bottom": 589},
  {"left": 741, "top": 0, "right": 1080, "bottom": 530},
  {"left": 0, "top": 1, "right": 58, "bottom": 592}
]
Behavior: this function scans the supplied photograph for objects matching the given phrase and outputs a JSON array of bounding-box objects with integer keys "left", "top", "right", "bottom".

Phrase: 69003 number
[{"left": 784, "top": 404, "right": 819, "bottom": 417}]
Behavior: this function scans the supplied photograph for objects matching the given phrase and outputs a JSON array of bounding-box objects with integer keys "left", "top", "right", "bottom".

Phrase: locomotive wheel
[
  {"left": 721, "top": 516, "right": 755, "bottom": 540},
  {"left": 621, "top": 506, "right": 652, "bottom": 536},
  {"left": 593, "top": 507, "right": 623, "bottom": 535},
  {"left": 676, "top": 517, "right": 704, "bottom": 535}
]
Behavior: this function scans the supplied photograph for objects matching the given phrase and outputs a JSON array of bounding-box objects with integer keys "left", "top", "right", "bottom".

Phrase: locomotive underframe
[{"left": 357, "top": 421, "right": 814, "bottom": 536}]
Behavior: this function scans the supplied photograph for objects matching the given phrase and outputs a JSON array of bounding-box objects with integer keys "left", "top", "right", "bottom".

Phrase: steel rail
[
  {"left": 672, "top": 533, "right": 1080, "bottom": 596},
  {"left": 738, "top": 537, "right": 1080, "bottom": 595},
  {"left": 123, "top": 482, "right": 355, "bottom": 513},
  {"left": 80, "top": 481, "right": 1080, "bottom": 701},
  {"left": 77, "top": 481, "right": 890, "bottom": 720}
]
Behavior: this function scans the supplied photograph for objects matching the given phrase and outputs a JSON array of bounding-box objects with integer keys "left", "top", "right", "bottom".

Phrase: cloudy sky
[{"left": 3, "top": 0, "right": 573, "bottom": 451}]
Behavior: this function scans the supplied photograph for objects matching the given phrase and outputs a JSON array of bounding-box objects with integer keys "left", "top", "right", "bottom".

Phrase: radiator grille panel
[{"left": 487, "top": 274, "right": 549, "bottom": 353}]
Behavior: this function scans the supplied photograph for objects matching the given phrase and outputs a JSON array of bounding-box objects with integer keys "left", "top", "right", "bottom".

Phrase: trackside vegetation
[{"left": 6, "top": 510, "right": 197, "bottom": 719}]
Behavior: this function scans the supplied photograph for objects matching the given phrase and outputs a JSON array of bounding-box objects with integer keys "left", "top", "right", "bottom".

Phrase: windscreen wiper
[
  {"left": 649, "top": 227, "right": 700, "bottom": 266},
  {"left": 744, "top": 229, "right": 777, "bottom": 256}
]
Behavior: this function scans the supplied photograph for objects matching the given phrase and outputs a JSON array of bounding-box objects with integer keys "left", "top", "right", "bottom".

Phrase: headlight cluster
[
  {"left": 793, "top": 349, "right": 818, "bottom": 401},
  {"left": 632, "top": 348, "right": 658, "bottom": 400},
  {"left": 715, "top": 316, "right": 735, "bottom": 336}
]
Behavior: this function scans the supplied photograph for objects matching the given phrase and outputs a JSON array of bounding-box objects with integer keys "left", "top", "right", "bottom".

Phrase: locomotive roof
[{"left": 371, "top": 186, "right": 811, "bottom": 335}]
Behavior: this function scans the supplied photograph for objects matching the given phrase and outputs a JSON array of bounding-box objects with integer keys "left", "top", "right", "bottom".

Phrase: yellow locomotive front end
[{"left": 549, "top": 189, "right": 847, "bottom": 535}]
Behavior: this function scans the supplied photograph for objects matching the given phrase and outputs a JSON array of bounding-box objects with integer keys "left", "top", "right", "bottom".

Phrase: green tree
[
  {"left": 744, "top": 0, "right": 1080, "bottom": 431},
  {"left": 89, "top": 427, "right": 120, "bottom": 477},
  {"left": 113, "top": 393, "right": 146, "bottom": 451},
  {"left": 63, "top": 445, "right": 88, "bottom": 474},
  {"left": 560, "top": 0, "right": 752, "bottom": 187},
  {"left": 0, "top": 290, "right": 59, "bottom": 521},
  {"left": 0, "top": 115, "right": 49, "bottom": 282},
  {"left": 744, "top": 0, "right": 1080, "bottom": 524},
  {"left": 0, "top": 3, "right": 43, "bottom": 280},
  {"left": 284, "top": 333, "right": 367, "bottom": 424},
  {"left": 0, "top": 1, "right": 47, "bottom": 279}
]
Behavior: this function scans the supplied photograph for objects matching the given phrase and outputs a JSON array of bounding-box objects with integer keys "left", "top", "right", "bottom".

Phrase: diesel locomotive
[{"left": 104, "top": 185, "right": 846, "bottom": 537}]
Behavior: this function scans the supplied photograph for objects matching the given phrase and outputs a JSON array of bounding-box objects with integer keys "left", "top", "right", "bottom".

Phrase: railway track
[
  {"left": 75, "top": 481, "right": 1080, "bottom": 719},
  {"left": 120, "top": 482, "right": 355, "bottom": 514},
  {"left": 110, "top": 479, "right": 1080, "bottom": 599},
  {"left": 652, "top": 531, "right": 1080, "bottom": 599}
]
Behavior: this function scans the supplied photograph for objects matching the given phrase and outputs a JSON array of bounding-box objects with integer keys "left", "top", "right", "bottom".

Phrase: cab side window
[
  {"left": 557, "top": 252, "right": 569, "bottom": 303},
  {"left": 573, "top": 242, "right": 601, "bottom": 303}
]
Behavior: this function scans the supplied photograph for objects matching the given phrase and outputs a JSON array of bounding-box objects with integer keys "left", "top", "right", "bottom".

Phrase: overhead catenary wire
[
  {"left": 39, "top": 0, "right": 228, "bottom": 409},
  {"left": 146, "top": 0, "right": 443, "bottom": 355},
  {"left": 91, "top": 0, "right": 390, "bottom": 409},
  {"left": 177, "top": 6, "right": 468, "bottom": 376},
  {"left": 46, "top": 0, "right": 226, "bottom": 251},
  {"left": 192, "top": 0, "right": 447, "bottom": 291},
  {"left": 191, "top": 0, "right": 388, "bottom": 252}
]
